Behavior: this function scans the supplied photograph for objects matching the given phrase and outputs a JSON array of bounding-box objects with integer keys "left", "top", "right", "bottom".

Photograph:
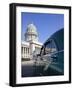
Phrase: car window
[{"left": 44, "top": 40, "right": 57, "bottom": 54}]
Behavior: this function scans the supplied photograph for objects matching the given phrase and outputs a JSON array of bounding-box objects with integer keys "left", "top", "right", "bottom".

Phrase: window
[
  {"left": 44, "top": 39, "right": 57, "bottom": 54},
  {"left": 21, "top": 47, "right": 23, "bottom": 54}
]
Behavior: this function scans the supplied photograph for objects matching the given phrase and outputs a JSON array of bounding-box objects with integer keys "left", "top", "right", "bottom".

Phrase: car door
[{"left": 43, "top": 39, "right": 64, "bottom": 75}]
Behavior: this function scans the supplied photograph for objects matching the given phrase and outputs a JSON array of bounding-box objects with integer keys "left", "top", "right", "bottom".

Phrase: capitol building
[{"left": 21, "top": 23, "right": 42, "bottom": 61}]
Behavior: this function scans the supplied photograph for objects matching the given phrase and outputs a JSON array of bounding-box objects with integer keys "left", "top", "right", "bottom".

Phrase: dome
[
  {"left": 25, "top": 23, "right": 38, "bottom": 42},
  {"left": 26, "top": 23, "right": 38, "bottom": 35}
]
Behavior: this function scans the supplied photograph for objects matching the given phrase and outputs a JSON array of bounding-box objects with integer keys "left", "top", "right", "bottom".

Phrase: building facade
[{"left": 21, "top": 23, "right": 42, "bottom": 61}]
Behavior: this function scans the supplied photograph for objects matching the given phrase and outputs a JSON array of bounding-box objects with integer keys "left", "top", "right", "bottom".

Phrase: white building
[{"left": 21, "top": 23, "right": 42, "bottom": 61}]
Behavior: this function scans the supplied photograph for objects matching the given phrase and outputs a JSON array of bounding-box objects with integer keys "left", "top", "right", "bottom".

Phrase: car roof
[{"left": 44, "top": 28, "right": 64, "bottom": 51}]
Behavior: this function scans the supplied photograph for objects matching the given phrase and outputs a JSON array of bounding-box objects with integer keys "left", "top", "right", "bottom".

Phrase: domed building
[
  {"left": 21, "top": 23, "right": 42, "bottom": 61},
  {"left": 25, "top": 24, "right": 38, "bottom": 42}
]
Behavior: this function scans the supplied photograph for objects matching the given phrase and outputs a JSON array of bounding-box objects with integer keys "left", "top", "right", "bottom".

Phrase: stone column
[{"left": 23, "top": 47, "right": 24, "bottom": 58}]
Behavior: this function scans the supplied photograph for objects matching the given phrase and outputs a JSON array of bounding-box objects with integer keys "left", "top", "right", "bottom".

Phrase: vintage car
[{"left": 35, "top": 28, "right": 64, "bottom": 76}]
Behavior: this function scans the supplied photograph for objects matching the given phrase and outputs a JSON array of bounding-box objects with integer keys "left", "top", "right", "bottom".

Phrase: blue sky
[{"left": 21, "top": 12, "right": 64, "bottom": 43}]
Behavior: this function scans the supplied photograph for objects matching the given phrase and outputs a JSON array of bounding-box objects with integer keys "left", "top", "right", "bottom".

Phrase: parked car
[{"left": 35, "top": 28, "right": 64, "bottom": 76}]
